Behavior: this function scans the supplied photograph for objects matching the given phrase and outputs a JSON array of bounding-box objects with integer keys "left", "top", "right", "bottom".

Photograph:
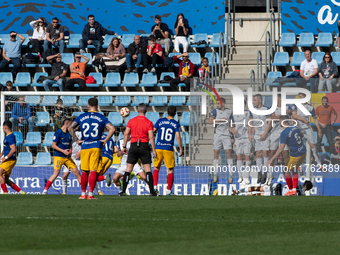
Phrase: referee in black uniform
[{"left": 121, "top": 103, "right": 157, "bottom": 196}]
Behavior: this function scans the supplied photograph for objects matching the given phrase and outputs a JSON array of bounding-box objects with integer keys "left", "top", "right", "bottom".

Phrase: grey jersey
[
  {"left": 211, "top": 108, "right": 233, "bottom": 135},
  {"left": 251, "top": 105, "right": 270, "bottom": 139},
  {"left": 271, "top": 106, "right": 290, "bottom": 134},
  {"left": 233, "top": 110, "right": 253, "bottom": 139},
  {"left": 290, "top": 103, "right": 316, "bottom": 130}
]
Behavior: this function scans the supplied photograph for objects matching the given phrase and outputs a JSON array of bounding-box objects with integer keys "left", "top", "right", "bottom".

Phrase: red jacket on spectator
[{"left": 173, "top": 56, "right": 195, "bottom": 78}]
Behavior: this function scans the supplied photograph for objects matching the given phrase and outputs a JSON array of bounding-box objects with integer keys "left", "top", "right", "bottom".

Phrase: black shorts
[{"left": 127, "top": 142, "right": 151, "bottom": 165}]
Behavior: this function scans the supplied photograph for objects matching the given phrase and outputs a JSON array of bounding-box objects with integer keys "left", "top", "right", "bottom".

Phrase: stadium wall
[
  {"left": 3, "top": 166, "right": 332, "bottom": 196},
  {"left": 0, "top": 0, "right": 225, "bottom": 35},
  {"left": 282, "top": 0, "right": 340, "bottom": 35}
]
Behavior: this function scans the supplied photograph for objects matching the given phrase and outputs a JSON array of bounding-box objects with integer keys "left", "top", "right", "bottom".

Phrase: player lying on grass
[
  {"left": 0, "top": 120, "right": 25, "bottom": 194},
  {"left": 266, "top": 115, "right": 306, "bottom": 196},
  {"left": 153, "top": 106, "right": 183, "bottom": 195},
  {"left": 233, "top": 180, "right": 313, "bottom": 196},
  {"left": 43, "top": 118, "right": 82, "bottom": 194},
  {"left": 108, "top": 133, "right": 147, "bottom": 195}
]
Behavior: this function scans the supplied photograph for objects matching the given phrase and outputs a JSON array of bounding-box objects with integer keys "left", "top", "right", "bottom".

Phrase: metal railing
[
  {"left": 257, "top": 50, "right": 263, "bottom": 91},
  {"left": 218, "top": 32, "right": 225, "bottom": 79},
  {"left": 265, "top": 31, "right": 271, "bottom": 79},
  {"left": 250, "top": 70, "right": 256, "bottom": 89}
]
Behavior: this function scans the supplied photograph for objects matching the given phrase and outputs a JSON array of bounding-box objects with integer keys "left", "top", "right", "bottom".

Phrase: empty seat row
[{"left": 279, "top": 32, "right": 337, "bottom": 48}]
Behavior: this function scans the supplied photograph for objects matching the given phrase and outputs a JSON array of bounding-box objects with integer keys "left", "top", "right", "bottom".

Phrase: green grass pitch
[{"left": 1, "top": 196, "right": 340, "bottom": 255}]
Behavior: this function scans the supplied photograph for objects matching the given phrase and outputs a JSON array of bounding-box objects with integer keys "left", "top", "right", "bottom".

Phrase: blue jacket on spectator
[
  {"left": 82, "top": 21, "right": 115, "bottom": 44},
  {"left": 12, "top": 101, "right": 31, "bottom": 120}
]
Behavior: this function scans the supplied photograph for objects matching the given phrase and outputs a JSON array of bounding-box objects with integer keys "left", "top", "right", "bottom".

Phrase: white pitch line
[{"left": 0, "top": 216, "right": 340, "bottom": 224}]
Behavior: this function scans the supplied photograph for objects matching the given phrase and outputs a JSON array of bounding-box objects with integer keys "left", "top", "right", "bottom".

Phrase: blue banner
[{"left": 282, "top": 0, "right": 340, "bottom": 35}]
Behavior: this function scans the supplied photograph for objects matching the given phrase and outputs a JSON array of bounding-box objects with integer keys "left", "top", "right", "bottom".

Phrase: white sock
[
  {"left": 256, "top": 158, "right": 262, "bottom": 172},
  {"left": 62, "top": 180, "right": 67, "bottom": 194},
  {"left": 228, "top": 159, "right": 234, "bottom": 176},
  {"left": 166, "top": 189, "right": 171, "bottom": 195},
  {"left": 237, "top": 160, "right": 243, "bottom": 177},
  {"left": 154, "top": 185, "right": 157, "bottom": 190},
  {"left": 263, "top": 157, "right": 269, "bottom": 176},
  {"left": 117, "top": 186, "right": 122, "bottom": 192},
  {"left": 213, "top": 159, "right": 219, "bottom": 178},
  {"left": 95, "top": 183, "right": 101, "bottom": 192},
  {"left": 312, "top": 147, "right": 321, "bottom": 164},
  {"left": 81, "top": 192, "right": 86, "bottom": 196},
  {"left": 42, "top": 189, "right": 47, "bottom": 194},
  {"left": 245, "top": 161, "right": 251, "bottom": 178},
  {"left": 89, "top": 192, "right": 93, "bottom": 196}
]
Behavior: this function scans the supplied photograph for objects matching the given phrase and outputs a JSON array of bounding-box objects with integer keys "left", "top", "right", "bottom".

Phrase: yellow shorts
[
  {"left": 98, "top": 157, "right": 112, "bottom": 176},
  {"left": 153, "top": 149, "right": 175, "bottom": 169},
  {"left": 54, "top": 157, "right": 77, "bottom": 171},
  {"left": 81, "top": 148, "right": 102, "bottom": 171},
  {"left": 285, "top": 153, "right": 306, "bottom": 171},
  {"left": 0, "top": 160, "right": 16, "bottom": 176}
]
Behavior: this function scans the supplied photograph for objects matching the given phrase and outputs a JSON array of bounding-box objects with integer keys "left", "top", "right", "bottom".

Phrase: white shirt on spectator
[
  {"left": 300, "top": 59, "right": 318, "bottom": 77},
  {"left": 30, "top": 21, "right": 46, "bottom": 40}
]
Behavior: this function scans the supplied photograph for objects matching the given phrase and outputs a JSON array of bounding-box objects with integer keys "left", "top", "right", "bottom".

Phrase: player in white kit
[
  {"left": 231, "top": 100, "right": 253, "bottom": 184},
  {"left": 208, "top": 98, "right": 234, "bottom": 183},
  {"left": 111, "top": 136, "right": 147, "bottom": 195},
  {"left": 61, "top": 128, "right": 82, "bottom": 195},
  {"left": 291, "top": 93, "right": 322, "bottom": 166},
  {"left": 251, "top": 94, "right": 271, "bottom": 184}
]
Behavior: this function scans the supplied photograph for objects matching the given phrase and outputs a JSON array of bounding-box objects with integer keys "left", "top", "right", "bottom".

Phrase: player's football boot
[
  {"left": 228, "top": 174, "right": 233, "bottom": 184},
  {"left": 261, "top": 172, "right": 267, "bottom": 185},
  {"left": 118, "top": 192, "right": 126, "bottom": 196},
  {"left": 244, "top": 177, "right": 250, "bottom": 185},
  {"left": 154, "top": 189, "right": 159, "bottom": 195},
  {"left": 19, "top": 191, "right": 26, "bottom": 195},
  {"left": 232, "top": 190, "right": 240, "bottom": 195},
  {"left": 98, "top": 191, "right": 104, "bottom": 195},
  {"left": 257, "top": 172, "right": 262, "bottom": 184},
  {"left": 289, "top": 190, "right": 297, "bottom": 196},
  {"left": 79, "top": 194, "right": 86, "bottom": 199},
  {"left": 237, "top": 177, "right": 243, "bottom": 183},
  {"left": 87, "top": 195, "right": 98, "bottom": 200},
  {"left": 106, "top": 174, "right": 112, "bottom": 187},
  {"left": 265, "top": 175, "right": 274, "bottom": 186},
  {"left": 166, "top": 191, "right": 175, "bottom": 196},
  {"left": 150, "top": 192, "right": 158, "bottom": 196},
  {"left": 62, "top": 193, "right": 66, "bottom": 195}
]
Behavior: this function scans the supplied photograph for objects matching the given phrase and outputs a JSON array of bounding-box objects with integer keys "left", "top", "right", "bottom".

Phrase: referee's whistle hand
[{"left": 122, "top": 148, "right": 128, "bottom": 154}]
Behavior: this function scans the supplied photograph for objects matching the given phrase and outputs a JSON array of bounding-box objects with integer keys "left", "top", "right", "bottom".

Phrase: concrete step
[
  {"left": 197, "top": 139, "right": 213, "bottom": 145},
  {"left": 219, "top": 78, "right": 252, "bottom": 84},
  {"left": 226, "top": 65, "right": 266, "bottom": 74},
  {"left": 226, "top": 59, "right": 258, "bottom": 65},
  {"left": 234, "top": 41, "right": 266, "bottom": 46},
  {"left": 230, "top": 46, "right": 266, "bottom": 55},
  {"left": 229, "top": 53, "right": 258, "bottom": 60}
]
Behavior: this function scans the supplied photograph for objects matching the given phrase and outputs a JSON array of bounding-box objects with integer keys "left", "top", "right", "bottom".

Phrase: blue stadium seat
[
  {"left": 61, "top": 53, "right": 74, "bottom": 65},
  {"left": 77, "top": 96, "right": 92, "bottom": 106},
  {"left": 168, "top": 52, "right": 181, "bottom": 67},
  {"left": 169, "top": 96, "right": 186, "bottom": 106},
  {"left": 131, "top": 96, "right": 149, "bottom": 106},
  {"left": 174, "top": 132, "right": 188, "bottom": 147},
  {"left": 81, "top": 53, "right": 92, "bottom": 66},
  {"left": 61, "top": 96, "right": 77, "bottom": 106},
  {"left": 210, "top": 33, "right": 227, "bottom": 47},
  {"left": 42, "top": 132, "right": 54, "bottom": 147},
  {"left": 35, "top": 112, "right": 50, "bottom": 126},
  {"left": 13, "top": 131, "right": 23, "bottom": 146},
  {"left": 121, "top": 34, "right": 135, "bottom": 48},
  {"left": 23, "top": 132, "right": 41, "bottom": 146},
  {"left": 312, "top": 52, "right": 325, "bottom": 65},
  {"left": 98, "top": 96, "right": 113, "bottom": 106},
  {"left": 123, "top": 112, "right": 138, "bottom": 126},
  {"left": 297, "top": 33, "right": 314, "bottom": 47},
  {"left": 21, "top": 34, "right": 30, "bottom": 48},
  {"left": 180, "top": 111, "right": 196, "bottom": 126},
  {"left": 112, "top": 96, "right": 131, "bottom": 106},
  {"left": 290, "top": 52, "right": 305, "bottom": 66},
  {"left": 25, "top": 95, "right": 40, "bottom": 106},
  {"left": 150, "top": 96, "right": 167, "bottom": 106},
  {"left": 140, "top": 73, "right": 157, "bottom": 87},
  {"left": 67, "top": 34, "right": 82, "bottom": 48},
  {"left": 122, "top": 73, "right": 139, "bottom": 87},
  {"left": 272, "top": 52, "right": 289, "bottom": 67},
  {"left": 16, "top": 152, "right": 33, "bottom": 165},
  {"left": 331, "top": 52, "right": 340, "bottom": 66},
  {"left": 34, "top": 152, "right": 52, "bottom": 165},
  {"left": 191, "top": 33, "right": 209, "bottom": 48},
  {"left": 41, "top": 96, "right": 58, "bottom": 106},
  {"left": 87, "top": 72, "right": 103, "bottom": 87},
  {"left": 205, "top": 52, "right": 220, "bottom": 65},
  {"left": 0, "top": 72, "right": 13, "bottom": 84},
  {"left": 279, "top": 33, "right": 296, "bottom": 47},
  {"left": 31, "top": 72, "right": 47, "bottom": 87},
  {"left": 103, "top": 35, "right": 117, "bottom": 48},
  {"left": 186, "top": 96, "right": 200, "bottom": 106},
  {"left": 188, "top": 52, "right": 202, "bottom": 65},
  {"left": 146, "top": 112, "right": 160, "bottom": 125},
  {"left": 184, "top": 131, "right": 189, "bottom": 145},
  {"left": 263, "top": 96, "right": 273, "bottom": 108},
  {"left": 315, "top": 33, "right": 333, "bottom": 47},
  {"left": 72, "top": 112, "right": 84, "bottom": 117},
  {"left": 163, "top": 112, "right": 179, "bottom": 121},
  {"left": 108, "top": 112, "right": 123, "bottom": 126},
  {"left": 13, "top": 72, "right": 31, "bottom": 87},
  {"left": 157, "top": 72, "right": 175, "bottom": 87},
  {"left": 118, "top": 132, "right": 124, "bottom": 141},
  {"left": 282, "top": 71, "right": 297, "bottom": 87},
  {"left": 0, "top": 34, "right": 10, "bottom": 45},
  {"left": 265, "top": 71, "right": 282, "bottom": 87},
  {"left": 334, "top": 33, "right": 339, "bottom": 47},
  {"left": 104, "top": 73, "right": 121, "bottom": 87},
  {"left": 24, "top": 53, "right": 39, "bottom": 67}
]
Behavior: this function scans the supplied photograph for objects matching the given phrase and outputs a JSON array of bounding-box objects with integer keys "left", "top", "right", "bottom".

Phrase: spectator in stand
[
  {"left": 169, "top": 52, "right": 194, "bottom": 92},
  {"left": 197, "top": 57, "right": 211, "bottom": 79},
  {"left": 30, "top": 17, "right": 46, "bottom": 59},
  {"left": 126, "top": 35, "right": 147, "bottom": 73},
  {"left": 43, "top": 53, "right": 68, "bottom": 91},
  {"left": 65, "top": 53, "right": 89, "bottom": 91},
  {"left": 10, "top": 97, "right": 34, "bottom": 132},
  {"left": 315, "top": 96, "right": 338, "bottom": 152},
  {"left": 144, "top": 35, "right": 164, "bottom": 73},
  {"left": 0, "top": 32, "right": 25, "bottom": 76},
  {"left": 330, "top": 134, "right": 340, "bottom": 164},
  {"left": 151, "top": 15, "right": 171, "bottom": 56},
  {"left": 4, "top": 81, "right": 18, "bottom": 110},
  {"left": 174, "top": 13, "right": 189, "bottom": 53},
  {"left": 79, "top": 15, "right": 117, "bottom": 57},
  {"left": 53, "top": 99, "right": 67, "bottom": 130},
  {"left": 296, "top": 50, "right": 318, "bottom": 93},
  {"left": 104, "top": 37, "right": 126, "bottom": 72},
  {"left": 318, "top": 53, "right": 338, "bottom": 92},
  {"left": 44, "top": 17, "right": 65, "bottom": 53}
]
